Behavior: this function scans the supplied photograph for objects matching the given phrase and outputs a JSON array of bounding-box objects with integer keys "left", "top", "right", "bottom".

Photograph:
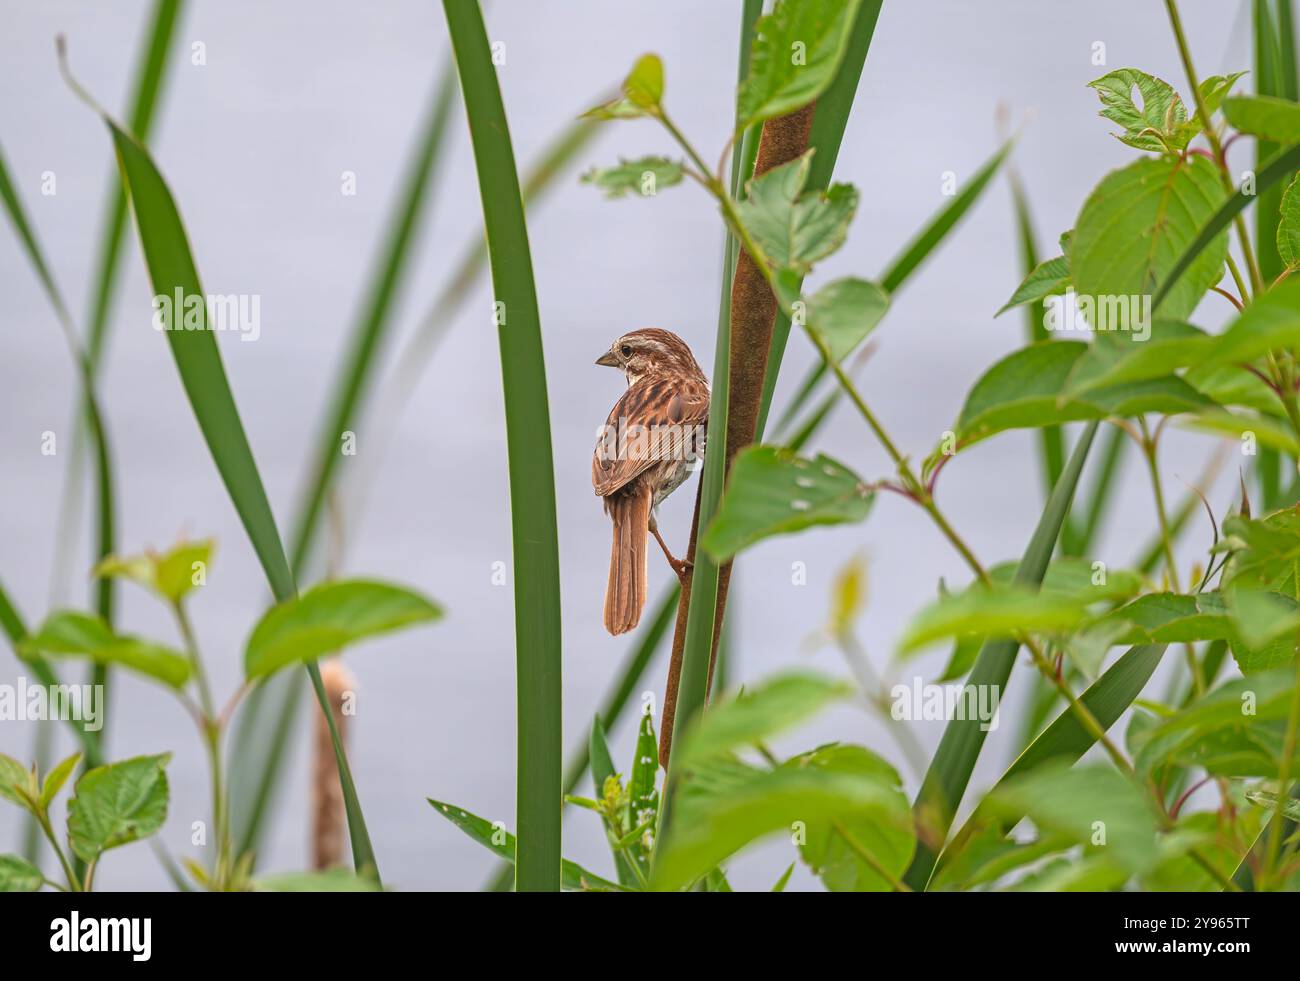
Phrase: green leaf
[
  {"left": 701, "top": 446, "right": 873, "bottom": 561},
  {"left": 1092, "top": 592, "right": 1233, "bottom": 644},
  {"left": 984, "top": 763, "right": 1159, "bottom": 875},
  {"left": 624, "top": 53, "right": 664, "bottom": 108},
  {"left": 0, "top": 755, "right": 35, "bottom": 811},
  {"left": 931, "top": 827, "right": 1074, "bottom": 891},
  {"left": 1183, "top": 409, "right": 1300, "bottom": 455},
  {"left": 789, "top": 744, "right": 914, "bottom": 891},
  {"left": 66, "top": 754, "right": 171, "bottom": 864},
  {"left": 955, "top": 341, "right": 1214, "bottom": 447},
  {"left": 41, "top": 753, "right": 82, "bottom": 809},
  {"left": 628, "top": 709, "right": 659, "bottom": 835},
  {"left": 21, "top": 611, "right": 190, "bottom": 690},
  {"left": 0, "top": 854, "right": 43, "bottom": 893},
  {"left": 253, "top": 869, "right": 383, "bottom": 892},
  {"left": 898, "top": 584, "right": 1091, "bottom": 654},
  {"left": 796, "top": 276, "right": 890, "bottom": 362},
  {"left": 676, "top": 671, "right": 851, "bottom": 766},
  {"left": 1246, "top": 789, "right": 1300, "bottom": 823},
  {"left": 1131, "top": 668, "right": 1299, "bottom": 774},
  {"left": 996, "top": 254, "right": 1070, "bottom": 316},
  {"left": 580, "top": 157, "right": 683, "bottom": 198},
  {"left": 1088, "top": 68, "right": 1188, "bottom": 152},
  {"left": 1071, "top": 155, "right": 1229, "bottom": 323},
  {"left": 1063, "top": 321, "right": 1212, "bottom": 397},
  {"left": 1224, "top": 93, "right": 1300, "bottom": 142},
  {"left": 93, "top": 539, "right": 214, "bottom": 603},
  {"left": 735, "top": 151, "right": 858, "bottom": 273},
  {"left": 427, "top": 799, "right": 625, "bottom": 892},
  {"left": 1198, "top": 277, "right": 1300, "bottom": 366},
  {"left": 1278, "top": 173, "right": 1300, "bottom": 269},
  {"left": 443, "top": 0, "right": 564, "bottom": 893},
  {"left": 651, "top": 754, "right": 907, "bottom": 892},
  {"left": 244, "top": 579, "right": 441, "bottom": 680},
  {"left": 736, "top": 0, "right": 864, "bottom": 129}
]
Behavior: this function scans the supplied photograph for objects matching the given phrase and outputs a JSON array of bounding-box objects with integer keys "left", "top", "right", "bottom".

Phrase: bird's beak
[{"left": 595, "top": 350, "right": 620, "bottom": 368}]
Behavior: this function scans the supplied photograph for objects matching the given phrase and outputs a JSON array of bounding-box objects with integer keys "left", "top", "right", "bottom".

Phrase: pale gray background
[{"left": 0, "top": 1, "right": 1256, "bottom": 890}]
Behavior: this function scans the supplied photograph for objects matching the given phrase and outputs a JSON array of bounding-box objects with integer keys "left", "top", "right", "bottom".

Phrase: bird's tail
[{"left": 604, "top": 487, "right": 651, "bottom": 635}]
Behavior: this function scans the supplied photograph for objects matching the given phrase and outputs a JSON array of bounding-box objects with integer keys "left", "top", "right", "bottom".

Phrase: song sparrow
[{"left": 593, "top": 328, "right": 709, "bottom": 635}]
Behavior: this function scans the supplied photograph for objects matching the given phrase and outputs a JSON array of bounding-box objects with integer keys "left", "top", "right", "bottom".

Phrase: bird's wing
[{"left": 592, "top": 376, "right": 709, "bottom": 498}]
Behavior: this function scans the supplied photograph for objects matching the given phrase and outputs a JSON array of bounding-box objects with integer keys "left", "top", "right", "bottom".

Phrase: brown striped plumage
[{"left": 593, "top": 329, "right": 709, "bottom": 635}]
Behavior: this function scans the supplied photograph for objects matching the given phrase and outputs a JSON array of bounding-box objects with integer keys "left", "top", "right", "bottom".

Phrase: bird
[{"left": 593, "top": 328, "right": 710, "bottom": 635}]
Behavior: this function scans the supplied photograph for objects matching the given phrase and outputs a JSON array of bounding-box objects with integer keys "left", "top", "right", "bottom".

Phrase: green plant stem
[
  {"left": 1165, "top": 0, "right": 1265, "bottom": 293},
  {"left": 1138, "top": 418, "right": 1206, "bottom": 696},
  {"left": 171, "top": 600, "right": 228, "bottom": 888},
  {"left": 37, "top": 812, "right": 80, "bottom": 892},
  {"left": 1226, "top": 252, "right": 1252, "bottom": 303}
]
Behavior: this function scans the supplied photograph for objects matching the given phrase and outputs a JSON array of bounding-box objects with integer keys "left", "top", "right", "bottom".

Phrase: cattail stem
[
  {"left": 312, "top": 659, "right": 356, "bottom": 870},
  {"left": 658, "top": 104, "right": 816, "bottom": 766}
]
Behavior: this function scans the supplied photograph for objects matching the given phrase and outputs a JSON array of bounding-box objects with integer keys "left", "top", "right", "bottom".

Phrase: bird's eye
[{"left": 620, "top": 344, "right": 633, "bottom": 358}]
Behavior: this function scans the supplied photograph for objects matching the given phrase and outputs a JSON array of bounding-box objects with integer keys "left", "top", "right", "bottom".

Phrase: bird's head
[{"left": 596, "top": 328, "right": 702, "bottom": 385}]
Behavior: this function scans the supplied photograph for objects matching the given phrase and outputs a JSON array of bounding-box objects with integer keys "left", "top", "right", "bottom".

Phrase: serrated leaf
[
  {"left": 0, "top": 854, "right": 43, "bottom": 892},
  {"left": 623, "top": 54, "right": 663, "bottom": 108},
  {"left": 94, "top": 539, "right": 214, "bottom": 603},
  {"left": 955, "top": 341, "right": 1214, "bottom": 446},
  {"left": 1063, "top": 321, "right": 1213, "bottom": 397},
  {"left": 997, "top": 254, "right": 1070, "bottom": 316},
  {"left": 796, "top": 276, "right": 889, "bottom": 362},
  {"left": 427, "top": 798, "right": 625, "bottom": 892},
  {"left": 1224, "top": 94, "right": 1300, "bottom": 142},
  {"left": 701, "top": 446, "right": 873, "bottom": 561},
  {"left": 1198, "top": 277, "right": 1300, "bottom": 367},
  {"left": 41, "top": 753, "right": 82, "bottom": 808},
  {"left": 651, "top": 753, "right": 908, "bottom": 892},
  {"left": 736, "top": 0, "right": 863, "bottom": 128},
  {"left": 580, "top": 157, "right": 683, "bottom": 199},
  {"left": 735, "top": 151, "right": 857, "bottom": 273},
  {"left": 789, "top": 744, "right": 914, "bottom": 891},
  {"left": 244, "top": 579, "right": 441, "bottom": 680},
  {"left": 0, "top": 755, "right": 33, "bottom": 811},
  {"left": 66, "top": 754, "right": 171, "bottom": 863},
  {"left": 898, "top": 584, "right": 1091, "bottom": 654},
  {"left": 1088, "top": 68, "right": 1188, "bottom": 152},
  {"left": 1279, "top": 174, "right": 1300, "bottom": 269},
  {"left": 20, "top": 611, "right": 191, "bottom": 690},
  {"left": 983, "top": 763, "right": 1159, "bottom": 875},
  {"left": 1071, "top": 155, "right": 1229, "bottom": 323},
  {"left": 676, "top": 671, "right": 851, "bottom": 767},
  {"left": 1092, "top": 592, "right": 1233, "bottom": 644}
]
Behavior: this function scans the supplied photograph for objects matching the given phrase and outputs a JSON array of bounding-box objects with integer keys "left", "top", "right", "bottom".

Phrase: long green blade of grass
[
  {"left": 773, "top": 137, "right": 1014, "bottom": 439},
  {"left": 229, "top": 60, "right": 460, "bottom": 863},
  {"left": 59, "top": 43, "right": 380, "bottom": 881},
  {"left": 755, "top": 0, "right": 884, "bottom": 438},
  {"left": 442, "top": 0, "right": 564, "bottom": 892},
  {"left": 902, "top": 420, "right": 1100, "bottom": 890},
  {"left": 1008, "top": 173, "right": 1066, "bottom": 501}
]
